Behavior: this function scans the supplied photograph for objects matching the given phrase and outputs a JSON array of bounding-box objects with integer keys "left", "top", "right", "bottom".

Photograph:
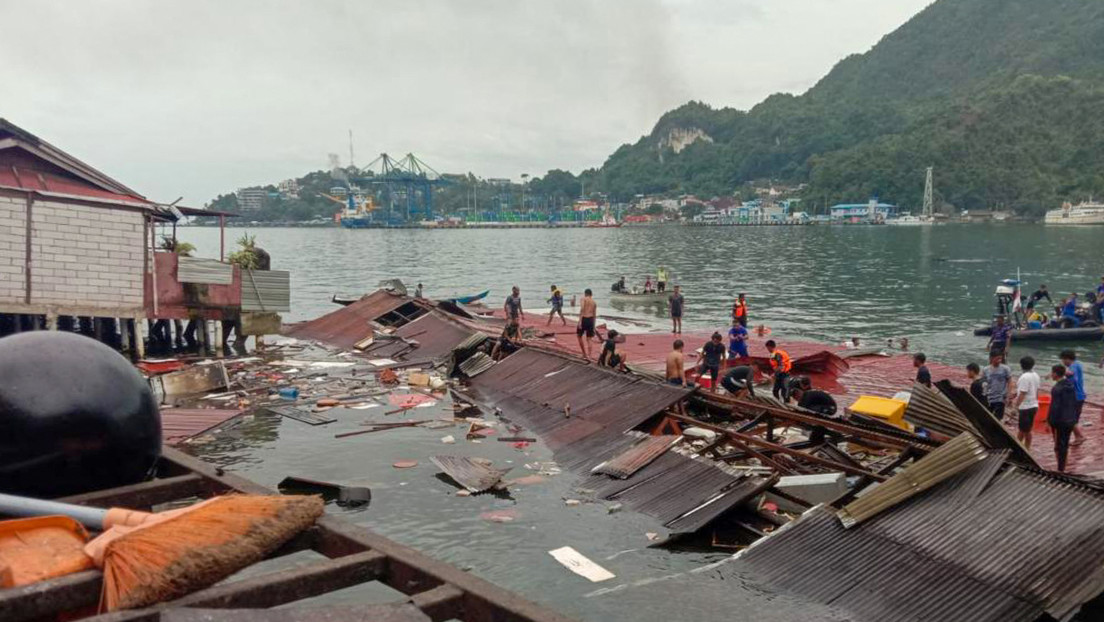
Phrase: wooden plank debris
[
  {"left": 430, "top": 456, "right": 511, "bottom": 493},
  {"left": 264, "top": 404, "right": 336, "bottom": 426},
  {"left": 547, "top": 547, "right": 614, "bottom": 582}
]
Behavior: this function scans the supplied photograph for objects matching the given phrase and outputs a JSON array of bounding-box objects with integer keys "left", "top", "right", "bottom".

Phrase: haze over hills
[{"left": 597, "top": 0, "right": 1104, "bottom": 214}]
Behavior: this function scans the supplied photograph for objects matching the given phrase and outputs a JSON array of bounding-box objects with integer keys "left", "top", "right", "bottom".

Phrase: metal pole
[{"left": 219, "top": 215, "right": 226, "bottom": 261}]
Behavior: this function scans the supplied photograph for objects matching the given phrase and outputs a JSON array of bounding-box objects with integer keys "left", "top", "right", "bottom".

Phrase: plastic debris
[
  {"left": 548, "top": 546, "right": 614, "bottom": 582},
  {"left": 393, "top": 460, "right": 418, "bottom": 469},
  {"left": 440, "top": 435, "right": 456, "bottom": 444}
]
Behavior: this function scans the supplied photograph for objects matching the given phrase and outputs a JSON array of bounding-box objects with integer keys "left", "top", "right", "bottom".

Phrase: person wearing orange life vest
[
  {"left": 732, "top": 293, "right": 748, "bottom": 328},
  {"left": 765, "top": 339, "right": 792, "bottom": 401}
]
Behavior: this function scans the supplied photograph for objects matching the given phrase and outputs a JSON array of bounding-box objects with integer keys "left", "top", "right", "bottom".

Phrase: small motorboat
[
  {"left": 973, "top": 325, "right": 1104, "bottom": 341},
  {"left": 609, "top": 289, "right": 672, "bottom": 306}
]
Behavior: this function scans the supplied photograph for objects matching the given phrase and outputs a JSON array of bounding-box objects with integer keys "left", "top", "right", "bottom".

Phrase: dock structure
[{"left": 0, "top": 119, "right": 288, "bottom": 355}]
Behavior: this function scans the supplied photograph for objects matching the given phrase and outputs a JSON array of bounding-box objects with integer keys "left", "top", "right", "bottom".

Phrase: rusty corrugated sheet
[
  {"left": 733, "top": 458, "right": 1104, "bottom": 622},
  {"left": 178, "top": 256, "right": 234, "bottom": 285},
  {"left": 363, "top": 313, "right": 477, "bottom": 363},
  {"left": 241, "top": 269, "right": 291, "bottom": 312},
  {"left": 161, "top": 407, "right": 243, "bottom": 444},
  {"left": 590, "top": 434, "right": 681, "bottom": 479},
  {"left": 285, "top": 290, "right": 410, "bottom": 349},
  {"left": 430, "top": 456, "right": 511, "bottom": 492},
  {"left": 838, "top": 432, "right": 988, "bottom": 528},
  {"left": 468, "top": 348, "right": 690, "bottom": 450},
  {"left": 935, "top": 379, "right": 1038, "bottom": 468},
  {"left": 904, "top": 381, "right": 975, "bottom": 437}
]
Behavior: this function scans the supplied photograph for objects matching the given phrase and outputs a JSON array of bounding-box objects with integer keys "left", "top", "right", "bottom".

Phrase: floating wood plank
[
  {"left": 278, "top": 476, "right": 371, "bottom": 507},
  {"left": 430, "top": 456, "right": 510, "bottom": 493},
  {"left": 265, "top": 404, "right": 336, "bottom": 426},
  {"left": 547, "top": 547, "right": 614, "bottom": 582}
]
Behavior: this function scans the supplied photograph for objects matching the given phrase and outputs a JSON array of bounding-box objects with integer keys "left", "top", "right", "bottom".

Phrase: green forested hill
[{"left": 594, "top": 0, "right": 1104, "bottom": 213}]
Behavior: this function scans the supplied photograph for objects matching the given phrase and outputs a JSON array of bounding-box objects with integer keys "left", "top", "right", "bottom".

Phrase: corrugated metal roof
[
  {"left": 430, "top": 455, "right": 510, "bottom": 493},
  {"left": 178, "top": 256, "right": 234, "bottom": 285},
  {"left": 734, "top": 457, "right": 1104, "bottom": 622},
  {"left": 285, "top": 290, "right": 410, "bottom": 349},
  {"left": 363, "top": 313, "right": 477, "bottom": 364},
  {"left": 935, "top": 379, "right": 1038, "bottom": 468},
  {"left": 468, "top": 348, "right": 690, "bottom": 450},
  {"left": 591, "top": 434, "right": 681, "bottom": 479},
  {"left": 458, "top": 351, "right": 495, "bottom": 378},
  {"left": 903, "top": 381, "right": 975, "bottom": 437},
  {"left": 838, "top": 432, "right": 988, "bottom": 528},
  {"left": 161, "top": 407, "right": 243, "bottom": 444},
  {"left": 241, "top": 269, "right": 291, "bottom": 312}
]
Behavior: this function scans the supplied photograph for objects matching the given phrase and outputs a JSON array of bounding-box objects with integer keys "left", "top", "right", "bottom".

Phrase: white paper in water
[{"left": 548, "top": 546, "right": 615, "bottom": 582}]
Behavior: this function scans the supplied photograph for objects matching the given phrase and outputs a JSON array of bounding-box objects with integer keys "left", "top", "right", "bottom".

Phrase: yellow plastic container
[{"left": 848, "top": 395, "right": 909, "bottom": 430}]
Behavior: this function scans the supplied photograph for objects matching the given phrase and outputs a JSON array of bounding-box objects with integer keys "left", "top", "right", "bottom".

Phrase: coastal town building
[
  {"left": 830, "top": 198, "right": 897, "bottom": 223},
  {"left": 277, "top": 178, "right": 300, "bottom": 199},
  {"left": 235, "top": 187, "right": 266, "bottom": 212}
]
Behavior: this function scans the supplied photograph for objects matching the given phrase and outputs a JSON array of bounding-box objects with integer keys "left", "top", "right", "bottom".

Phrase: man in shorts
[
  {"left": 503, "top": 286, "right": 524, "bottom": 323},
  {"left": 982, "top": 352, "right": 1012, "bottom": 421},
  {"left": 597, "top": 329, "right": 628, "bottom": 372},
  {"left": 668, "top": 285, "right": 684, "bottom": 334},
  {"left": 490, "top": 321, "right": 523, "bottom": 361},
  {"left": 699, "top": 332, "right": 725, "bottom": 393},
  {"left": 1014, "top": 356, "right": 1040, "bottom": 450},
  {"left": 666, "top": 340, "right": 685, "bottom": 385},
  {"left": 546, "top": 284, "right": 566, "bottom": 326},
  {"left": 576, "top": 288, "right": 598, "bottom": 361},
  {"left": 727, "top": 319, "right": 749, "bottom": 360}
]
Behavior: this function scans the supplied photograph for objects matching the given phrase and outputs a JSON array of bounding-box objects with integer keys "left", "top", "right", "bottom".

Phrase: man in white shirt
[{"left": 1014, "top": 355, "right": 1041, "bottom": 450}]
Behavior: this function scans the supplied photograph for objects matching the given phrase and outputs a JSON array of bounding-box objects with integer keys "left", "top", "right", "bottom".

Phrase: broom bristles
[{"left": 100, "top": 494, "right": 323, "bottom": 611}]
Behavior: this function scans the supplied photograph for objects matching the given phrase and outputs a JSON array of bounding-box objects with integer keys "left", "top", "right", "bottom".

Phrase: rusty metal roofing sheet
[
  {"left": 285, "top": 290, "right": 410, "bottom": 349},
  {"left": 430, "top": 455, "right": 510, "bottom": 492},
  {"left": 591, "top": 434, "right": 681, "bottom": 479},
  {"left": 241, "top": 269, "right": 291, "bottom": 312},
  {"left": 178, "top": 256, "right": 234, "bottom": 285},
  {"left": 903, "top": 382, "right": 975, "bottom": 437},
  {"left": 935, "top": 379, "right": 1038, "bottom": 468},
  {"left": 734, "top": 459, "right": 1104, "bottom": 622},
  {"left": 838, "top": 433, "right": 988, "bottom": 528},
  {"left": 161, "top": 407, "right": 243, "bottom": 444},
  {"left": 469, "top": 348, "right": 691, "bottom": 450},
  {"left": 364, "top": 313, "right": 477, "bottom": 363},
  {"left": 458, "top": 351, "right": 495, "bottom": 377}
]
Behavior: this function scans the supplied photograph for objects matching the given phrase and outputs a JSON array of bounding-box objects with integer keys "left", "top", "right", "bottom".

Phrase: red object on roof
[{"left": 0, "top": 165, "right": 150, "bottom": 206}]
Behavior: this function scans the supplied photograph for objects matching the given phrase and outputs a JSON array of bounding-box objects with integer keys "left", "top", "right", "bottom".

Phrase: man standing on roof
[
  {"left": 728, "top": 319, "right": 749, "bottom": 360},
  {"left": 982, "top": 352, "right": 1013, "bottom": 421},
  {"left": 576, "top": 288, "right": 598, "bottom": 361},
  {"left": 504, "top": 286, "right": 524, "bottom": 323},
  {"left": 732, "top": 293, "right": 748, "bottom": 328},
  {"left": 666, "top": 339, "right": 685, "bottom": 385},
  {"left": 668, "top": 285, "right": 684, "bottom": 334},
  {"left": 699, "top": 332, "right": 726, "bottom": 393},
  {"left": 765, "top": 340, "right": 792, "bottom": 401},
  {"left": 1014, "top": 356, "right": 1040, "bottom": 450},
  {"left": 657, "top": 266, "right": 668, "bottom": 293},
  {"left": 546, "top": 284, "right": 566, "bottom": 326},
  {"left": 1049, "top": 364, "right": 1078, "bottom": 473},
  {"left": 913, "top": 353, "right": 932, "bottom": 388},
  {"left": 415, "top": 283, "right": 424, "bottom": 298},
  {"left": 1060, "top": 350, "right": 1087, "bottom": 446}
]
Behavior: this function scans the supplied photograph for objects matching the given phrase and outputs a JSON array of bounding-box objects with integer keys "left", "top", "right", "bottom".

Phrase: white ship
[{"left": 1044, "top": 201, "right": 1104, "bottom": 225}]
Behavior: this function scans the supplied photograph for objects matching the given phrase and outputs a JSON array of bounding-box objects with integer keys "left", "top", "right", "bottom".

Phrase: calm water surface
[{"left": 179, "top": 223, "right": 1102, "bottom": 621}]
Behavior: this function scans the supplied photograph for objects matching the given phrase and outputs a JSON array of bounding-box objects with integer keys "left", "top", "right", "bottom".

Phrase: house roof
[{"left": 0, "top": 118, "right": 152, "bottom": 208}]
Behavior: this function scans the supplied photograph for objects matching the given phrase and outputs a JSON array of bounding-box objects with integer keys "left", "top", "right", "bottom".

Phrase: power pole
[{"left": 923, "top": 166, "right": 934, "bottom": 219}]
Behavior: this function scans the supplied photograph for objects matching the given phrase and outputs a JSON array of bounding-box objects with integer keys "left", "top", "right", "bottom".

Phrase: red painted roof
[
  {"left": 0, "top": 165, "right": 151, "bottom": 206},
  {"left": 161, "top": 407, "right": 243, "bottom": 444}
]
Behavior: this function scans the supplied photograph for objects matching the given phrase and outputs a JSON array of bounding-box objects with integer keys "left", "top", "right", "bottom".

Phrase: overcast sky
[{"left": 0, "top": 0, "right": 932, "bottom": 204}]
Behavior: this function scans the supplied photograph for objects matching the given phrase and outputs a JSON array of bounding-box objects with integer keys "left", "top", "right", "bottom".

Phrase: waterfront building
[
  {"left": 236, "top": 187, "right": 266, "bottom": 212},
  {"left": 830, "top": 198, "right": 896, "bottom": 223}
]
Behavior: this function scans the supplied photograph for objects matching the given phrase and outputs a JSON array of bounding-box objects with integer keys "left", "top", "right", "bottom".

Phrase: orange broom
[{"left": 0, "top": 492, "right": 323, "bottom": 611}]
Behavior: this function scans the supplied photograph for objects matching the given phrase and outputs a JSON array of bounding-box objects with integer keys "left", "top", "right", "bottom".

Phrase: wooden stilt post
[
  {"left": 45, "top": 311, "right": 58, "bottom": 331},
  {"left": 214, "top": 320, "right": 224, "bottom": 358},
  {"left": 134, "top": 315, "right": 146, "bottom": 359}
]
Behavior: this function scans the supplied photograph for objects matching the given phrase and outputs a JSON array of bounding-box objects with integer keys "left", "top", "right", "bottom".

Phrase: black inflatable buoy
[{"left": 0, "top": 332, "right": 161, "bottom": 497}]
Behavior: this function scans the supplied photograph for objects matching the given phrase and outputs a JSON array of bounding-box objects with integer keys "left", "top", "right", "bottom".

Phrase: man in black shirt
[
  {"left": 966, "top": 362, "right": 986, "bottom": 404},
  {"left": 789, "top": 376, "right": 838, "bottom": 417},
  {"left": 1027, "top": 284, "right": 1052, "bottom": 309},
  {"left": 699, "top": 332, "right": 726, "bottom": 393},
  {"left": 597, "top": 329, "right": 628, "bottom": 371},
  {"left": 721, "top": 365, "right": 755, "bottom": 398},
  {"left": 914, "top": 353, "right": 932, "bottom": 387}
]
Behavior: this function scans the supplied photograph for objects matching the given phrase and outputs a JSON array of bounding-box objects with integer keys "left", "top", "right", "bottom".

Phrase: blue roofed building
[{"left": 830, "top": 198, "right": 896, "bottom": 223}]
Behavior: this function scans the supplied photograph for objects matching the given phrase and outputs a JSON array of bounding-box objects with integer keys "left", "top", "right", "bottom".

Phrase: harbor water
[{"left": 179, "top": 223, "right": 1102, "bottom": 621}]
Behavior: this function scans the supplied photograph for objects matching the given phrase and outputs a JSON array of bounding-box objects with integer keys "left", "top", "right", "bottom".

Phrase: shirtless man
[
  {"left": 666, "top": 339, "right": 685, "bottom": 385},
  {"left": 577, "top": 288, "right": 598, "bottom": 361}
]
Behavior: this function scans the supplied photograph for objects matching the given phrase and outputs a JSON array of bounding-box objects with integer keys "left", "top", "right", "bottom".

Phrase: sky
[{"left": 0, "top": 0, "right": 933, "bottom": 205}]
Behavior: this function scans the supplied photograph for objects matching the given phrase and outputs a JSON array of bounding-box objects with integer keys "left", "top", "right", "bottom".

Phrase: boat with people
[
  {"left": 885, "top": 213, "right": 934, "bottom": 226},
  {"left": 973, "top": 277, "right": 1104, "bottom": 341},
  {"left": 608, "top": 273, "right": 674, "bottom": 306},
  {"left": 1044, "top": 201, "right": 1104, "bottom": 225}
]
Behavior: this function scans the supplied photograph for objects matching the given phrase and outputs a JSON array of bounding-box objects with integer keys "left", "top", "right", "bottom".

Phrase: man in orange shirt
[
  {"left": 765, "top": 339, "right": 792, "bottom": 401},
  {"left": 733, "top": 293, "right": 748, "bottom": 328}
]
